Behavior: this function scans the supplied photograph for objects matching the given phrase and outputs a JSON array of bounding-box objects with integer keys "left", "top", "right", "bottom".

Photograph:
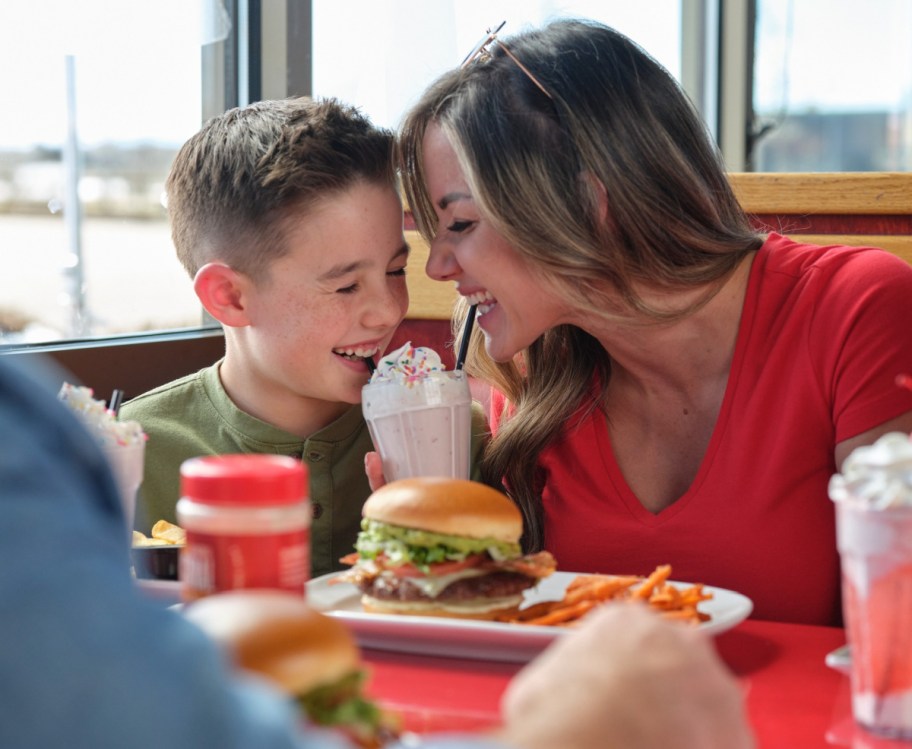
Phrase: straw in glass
[
  {"left": 109, "top": 389, "right": 124, "bottom": 416},
  {"left": 365, "top": 356, "right": 376, "bottom": 375},
  {"left": 455, "top": 305, "right": 477, "bottom": 371}
]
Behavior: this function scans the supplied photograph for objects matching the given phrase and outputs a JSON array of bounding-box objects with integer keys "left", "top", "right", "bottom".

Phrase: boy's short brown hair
[{"left": 166, "top": 97, "right": 396, "bottom": 281}]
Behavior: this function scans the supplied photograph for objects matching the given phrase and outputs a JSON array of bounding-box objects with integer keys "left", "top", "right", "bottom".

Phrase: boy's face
[{"left": 237, "top": 181, "right": 409, "bottom": 413}]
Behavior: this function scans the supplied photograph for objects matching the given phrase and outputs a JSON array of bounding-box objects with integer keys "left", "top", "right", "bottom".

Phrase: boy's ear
[{"left": 193, "top": 262, "right": 252, "bottom": 327}]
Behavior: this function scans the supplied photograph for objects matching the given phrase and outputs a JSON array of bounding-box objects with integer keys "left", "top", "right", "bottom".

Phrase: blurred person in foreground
[
  {"left": 396, "top": 19, "right": 912, "bottom": 626},
  {"left": 119, "top": 97, "right": 487, "bottom": 578},
  {"left": 0, "top": 355, "right": 752, "bottom": 748}
]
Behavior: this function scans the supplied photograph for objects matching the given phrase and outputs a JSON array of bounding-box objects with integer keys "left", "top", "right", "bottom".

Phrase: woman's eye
[
  {"left": 447, "top": 220, "right": 473, "bottom": 234},
  {"left": 337, "top": 283, "right": 359, "bottom": 294}
]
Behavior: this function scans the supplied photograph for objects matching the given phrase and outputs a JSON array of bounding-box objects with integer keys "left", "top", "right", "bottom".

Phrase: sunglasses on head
[{"left": 461, "top": 21, "right": 553, "bottom": 100}]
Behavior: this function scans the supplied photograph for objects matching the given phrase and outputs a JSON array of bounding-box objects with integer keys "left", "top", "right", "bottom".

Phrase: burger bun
[
  {"left": 361, "top": 594, "right": 522, "bottom": 621},
  {"left": 363, "top": 478, "right": 521, "bottom": 543},
  {"left": 183, "top": 589, "right": 358, "bottom": 695}
]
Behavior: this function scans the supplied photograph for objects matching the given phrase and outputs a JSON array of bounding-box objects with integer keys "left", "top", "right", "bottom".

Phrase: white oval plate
[{"left": 307, "top": 571, "right": 753, "bottom": 663}]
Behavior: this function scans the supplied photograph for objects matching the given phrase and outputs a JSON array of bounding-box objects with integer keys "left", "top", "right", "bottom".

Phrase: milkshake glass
[
  {"left": 362, "top": 343, "right": 472, "bottom": 481},
  {"left": 102, "top": 441, "right": 146, "bottom": 533},
  {"left": 829, "top": 432, "right": 912, "bottom": 739}
]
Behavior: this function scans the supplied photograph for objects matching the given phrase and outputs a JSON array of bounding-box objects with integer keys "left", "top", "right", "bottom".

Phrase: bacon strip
[{"left": 494, "top": 551, "right": 557, "bottom": 579}]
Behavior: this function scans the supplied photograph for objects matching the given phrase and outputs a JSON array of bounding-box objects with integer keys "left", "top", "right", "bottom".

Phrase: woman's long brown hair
[{"left": 398, "top": 20, "right": 762, "bottom": 551}]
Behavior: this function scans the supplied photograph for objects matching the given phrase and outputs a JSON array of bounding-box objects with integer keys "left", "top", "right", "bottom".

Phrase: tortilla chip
[{"left": 150, "top": 520, "right": 186, "bottom": 545}]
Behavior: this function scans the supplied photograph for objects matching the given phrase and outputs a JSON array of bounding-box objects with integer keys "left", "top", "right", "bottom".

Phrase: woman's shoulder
[
  {"left": 760, "top": 232, "right": 912, "bottom": 281},
  {"left": 751, "top": 233, "right": 912, "bottom": 311}
]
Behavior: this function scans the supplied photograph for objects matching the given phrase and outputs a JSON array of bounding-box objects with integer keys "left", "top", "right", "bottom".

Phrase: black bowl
[{"left": 131, "top": 545, "right": 181, "bottom": 581}]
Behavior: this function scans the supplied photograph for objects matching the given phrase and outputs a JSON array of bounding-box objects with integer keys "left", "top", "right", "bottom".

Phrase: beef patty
[{"left": 358, "top": 571, "right": 535, "bottom": 603}]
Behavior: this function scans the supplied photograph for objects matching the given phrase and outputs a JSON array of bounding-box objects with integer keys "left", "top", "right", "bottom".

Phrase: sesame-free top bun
[
  {"left": 183, "top": 589, "right": 358, "bottom": 696},
  {"left": 363, "top": 478, "right": 522, "bottom": 543}
]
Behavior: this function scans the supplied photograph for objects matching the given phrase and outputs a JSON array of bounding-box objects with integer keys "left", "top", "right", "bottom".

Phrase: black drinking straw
[
  {"left": 109, "top": 389, "right": 124, "bottom": 416},
  {"left": 365, "top": 356, "right": 376, "bottom": 375},
  {"left": 454, "top": 305, "right": 477, "bottom": 371}
]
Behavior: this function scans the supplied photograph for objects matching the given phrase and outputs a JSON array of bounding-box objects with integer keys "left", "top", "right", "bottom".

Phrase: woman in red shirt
[{"left": 396, "top": 19, "right": 912, "bottom": 625}]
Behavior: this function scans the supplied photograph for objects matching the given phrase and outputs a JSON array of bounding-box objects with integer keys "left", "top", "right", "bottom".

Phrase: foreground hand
[
  {"left": 499, "top": 603, "right": 754, "bottom": 749},
  {"left": 364, "top": 451, "right": 386, "bottom": 492}
]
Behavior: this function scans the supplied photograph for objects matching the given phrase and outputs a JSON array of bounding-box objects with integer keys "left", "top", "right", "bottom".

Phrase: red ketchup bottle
[{"left": 177, "top": 454, "right": 310, "bottom": 601}]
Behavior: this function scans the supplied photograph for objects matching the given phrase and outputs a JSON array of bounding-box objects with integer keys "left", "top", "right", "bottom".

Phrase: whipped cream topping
[
  {"left": 58, "top": 382, "right": 146, "bottom": 448},
  {"left": 369, "top": 341, "right": 445, "bottom": 384},
  {"left": 829, "top": 432, "right": 912, "bottom": 509}
]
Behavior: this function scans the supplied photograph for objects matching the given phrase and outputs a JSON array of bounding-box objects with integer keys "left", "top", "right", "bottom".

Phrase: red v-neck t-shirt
[{"left": 491, "top": 234, "right": 912, "bottom": 625}]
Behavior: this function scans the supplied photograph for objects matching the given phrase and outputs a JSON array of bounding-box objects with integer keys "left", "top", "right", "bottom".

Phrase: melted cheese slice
[{"left": 392, "top": 568, "right": 489, "bottom": 598}]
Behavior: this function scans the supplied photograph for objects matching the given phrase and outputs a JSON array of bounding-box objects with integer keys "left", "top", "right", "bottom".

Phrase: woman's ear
[{"left": 193, "top": 263, "right": 252, "bottom": 327}]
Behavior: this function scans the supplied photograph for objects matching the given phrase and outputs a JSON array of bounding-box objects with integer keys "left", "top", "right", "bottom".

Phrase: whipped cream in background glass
[
  {"left": 829, "top": 432, "right": 912, "bottom": 510},
  {"left": 362, "top": 342, "right": 472, "bottom": 481},
  {"left": 59, "top": 383, "right": 146, "bottom": 532},
  {"left": 829, "top": 431, "right": 912, "bottom": 738}
]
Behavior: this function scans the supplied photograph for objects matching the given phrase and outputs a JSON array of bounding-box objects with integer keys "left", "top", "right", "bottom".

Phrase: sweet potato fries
[{"left": 498, "top": 564, "right": 712, "bottom": 627}]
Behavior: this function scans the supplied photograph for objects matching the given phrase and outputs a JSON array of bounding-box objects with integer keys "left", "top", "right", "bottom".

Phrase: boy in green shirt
[{"left": 122, "top": 98, "right": 486, "bottom": 578}]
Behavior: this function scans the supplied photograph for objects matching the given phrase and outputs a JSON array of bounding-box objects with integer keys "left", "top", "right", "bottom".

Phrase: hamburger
[
  {"left": 339, "top": 478, "right": 556, "bottom": 620},
  {"left": 183, "top": 589, "right": 398, "bottom": 748}
]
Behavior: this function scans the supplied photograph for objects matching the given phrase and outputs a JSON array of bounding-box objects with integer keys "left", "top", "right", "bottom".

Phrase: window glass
[
  {"left": 753, "top": 0, "right": 912, "bottom": 171},
  {"left": 312, "top": 1, "right": 681, "bottom": 131},
  {"left": 0, "top": 1, "right": 229, "bottom": 344}
]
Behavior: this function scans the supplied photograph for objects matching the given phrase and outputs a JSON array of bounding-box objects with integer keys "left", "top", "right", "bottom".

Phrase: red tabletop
[{"left": 363, "top": 619, "right": 911, "bottom": 748}]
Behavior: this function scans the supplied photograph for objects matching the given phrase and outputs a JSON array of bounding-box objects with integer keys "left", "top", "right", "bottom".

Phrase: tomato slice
[{"left": 384, "top": 553, "right": 486, "bottom": 578}]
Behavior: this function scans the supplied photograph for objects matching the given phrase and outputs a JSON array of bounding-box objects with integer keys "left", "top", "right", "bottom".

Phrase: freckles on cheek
[
  {"left": 308, "top": 300, "right": 348, "bottom": 333},
  {"left": 273, "top": 295, "right": 334, "bottom": 340}
]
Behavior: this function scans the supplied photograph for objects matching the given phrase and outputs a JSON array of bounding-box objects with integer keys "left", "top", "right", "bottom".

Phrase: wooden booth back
[
  {"left": 6, "top": 172, "right": 909, "bottom": 394},
  {"left": 396, "top": 171, "right": 912, "bottom": 368}
]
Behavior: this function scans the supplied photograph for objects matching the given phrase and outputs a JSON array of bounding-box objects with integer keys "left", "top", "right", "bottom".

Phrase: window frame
[{"left": 2, "top": 0, "right": 752, "bottom": 361}]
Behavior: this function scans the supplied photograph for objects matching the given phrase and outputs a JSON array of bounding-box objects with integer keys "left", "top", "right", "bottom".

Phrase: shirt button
[
  {"left": 306, "top": 451, "right": 323, "bottom": 462},
  {"left": 312, "top": 503, "right": 324, "bottom": 520}
]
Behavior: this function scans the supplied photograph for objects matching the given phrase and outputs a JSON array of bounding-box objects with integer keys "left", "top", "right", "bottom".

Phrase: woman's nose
[{"left": 425, "top": 238, "right": 461, "bottom": 282}]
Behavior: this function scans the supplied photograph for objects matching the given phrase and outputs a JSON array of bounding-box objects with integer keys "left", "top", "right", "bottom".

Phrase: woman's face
[{"left": 420, "top": 123, "right": 574, "bottom": 362}]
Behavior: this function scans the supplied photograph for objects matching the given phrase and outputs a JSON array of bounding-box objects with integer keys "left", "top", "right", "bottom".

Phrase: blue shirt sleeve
[
  {"left": 0, "top": 356, "right": 338, "bottom": 749},
  {"left": 0, "top": 356, "right": 512, "bottom": 749}
]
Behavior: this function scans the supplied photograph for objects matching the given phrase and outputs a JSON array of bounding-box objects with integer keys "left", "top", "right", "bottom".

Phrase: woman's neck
[{"left": 586, "top": 251, "right": 756, "bottom": 397}]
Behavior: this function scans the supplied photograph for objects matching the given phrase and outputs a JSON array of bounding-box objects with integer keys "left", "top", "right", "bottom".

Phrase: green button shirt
[{"left": 121, "top": 361, "right": 488, "bottom": 579}]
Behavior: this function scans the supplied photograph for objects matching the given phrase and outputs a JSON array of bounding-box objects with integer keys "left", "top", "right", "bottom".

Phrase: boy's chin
[{"left": 336, "top": 385, "right": 366, "bottom": 406}]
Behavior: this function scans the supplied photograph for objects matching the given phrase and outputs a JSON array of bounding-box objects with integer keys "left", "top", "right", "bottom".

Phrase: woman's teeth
[
  {"left": 465, "top": 290, "right": 496, "bottom": 315},
  {"left": 333, "top": 346, "right": 379, "bottom": 362}
]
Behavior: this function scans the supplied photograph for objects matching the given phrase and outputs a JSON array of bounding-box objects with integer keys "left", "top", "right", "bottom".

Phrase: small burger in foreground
[
  {"left": 339, "top": 478, "right": 556, "bottom": 620},
  {"left": 183, "top": 590, "right": 398, "bottom": 748}
]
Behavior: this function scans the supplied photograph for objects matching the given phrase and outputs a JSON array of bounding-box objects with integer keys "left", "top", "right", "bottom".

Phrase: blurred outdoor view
[
  {"left": 0, "top": 0, "right": 910, "bottom": 345},
  {"left": 0, "top": 1, "right": 220, "bottom": 343}
]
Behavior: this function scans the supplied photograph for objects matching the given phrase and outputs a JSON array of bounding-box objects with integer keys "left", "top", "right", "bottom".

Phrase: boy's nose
[
  {"left": 425, "top": 240, "right": 460, "bottom": 282},
  {"left": 364, "top": 285, "right": 406, "bottom": 329}
]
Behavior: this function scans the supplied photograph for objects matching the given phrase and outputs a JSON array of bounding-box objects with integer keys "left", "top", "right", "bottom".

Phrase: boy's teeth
[{"left": 334, "top": 346, "right": 378, "bottom": 361}]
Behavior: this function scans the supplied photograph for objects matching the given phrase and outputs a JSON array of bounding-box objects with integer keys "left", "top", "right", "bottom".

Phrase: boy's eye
[
  {"left": 447, "top": 220, "right": 474, "bottom": 234},
  {"left": 387, "top": 267, "right": 407, "bottom": 278}
]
